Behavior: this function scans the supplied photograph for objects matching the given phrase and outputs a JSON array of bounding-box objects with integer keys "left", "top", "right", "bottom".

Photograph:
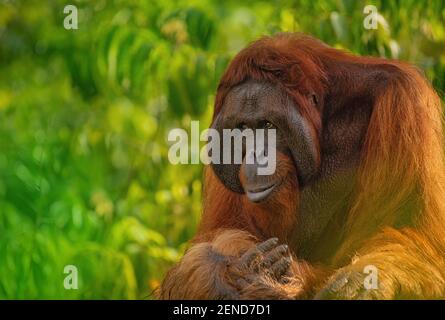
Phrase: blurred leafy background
[{"left": 0, "top": 0, "right": 444, "bottom": 299}]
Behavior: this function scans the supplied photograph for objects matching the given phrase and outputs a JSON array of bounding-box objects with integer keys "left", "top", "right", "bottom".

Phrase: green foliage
[{"left": 0, "top": 0, "right": 444, "bottom": 299}]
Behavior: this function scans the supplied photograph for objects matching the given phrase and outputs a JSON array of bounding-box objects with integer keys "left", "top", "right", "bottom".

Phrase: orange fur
[{"left": 159, "top": 33, "right": 445, "bottom": 300}]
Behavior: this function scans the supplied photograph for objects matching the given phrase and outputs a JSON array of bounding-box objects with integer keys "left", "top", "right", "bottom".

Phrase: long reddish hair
[{"left": 206, "top": 33, "right": 445, "bottom": 262}]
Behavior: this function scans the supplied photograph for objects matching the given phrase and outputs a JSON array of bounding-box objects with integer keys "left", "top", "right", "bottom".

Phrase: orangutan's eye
[
  {"left": 311, "top": 94, "right": 318, "bottom": 105},
  {"left": 264, "top": 121, "right": 275, "bottom": 129}
]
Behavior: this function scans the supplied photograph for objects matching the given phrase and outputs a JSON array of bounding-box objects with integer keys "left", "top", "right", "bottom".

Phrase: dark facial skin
[
  {"left": 211, "top": 78, "right": 373, "bottom": 261},
  {"left": 211, "top": 81, "right": 319, "bottom": 200}
]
